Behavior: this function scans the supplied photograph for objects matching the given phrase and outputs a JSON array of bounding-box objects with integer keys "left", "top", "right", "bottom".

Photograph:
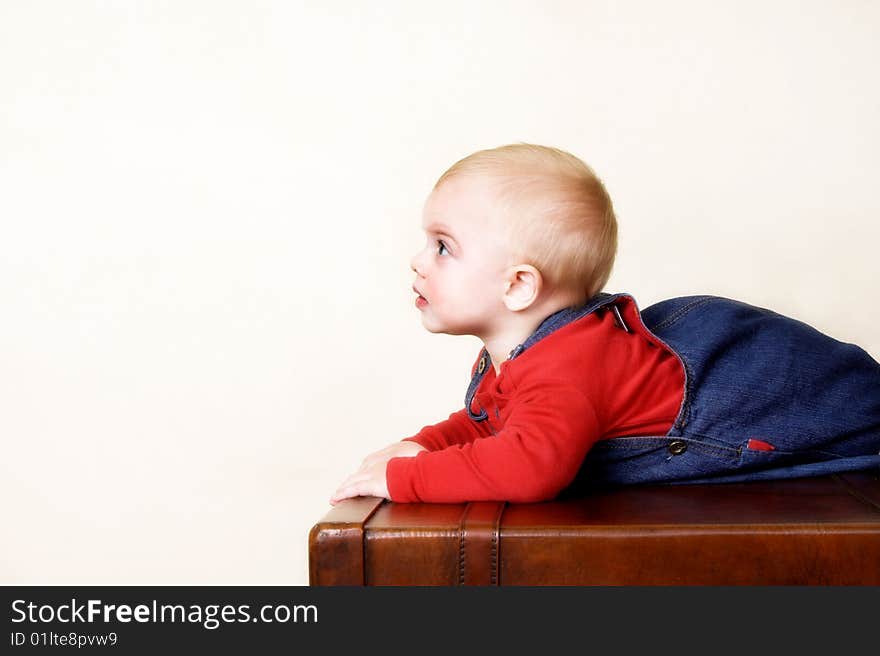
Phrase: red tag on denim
[{"left": 747, "top": 439, "right": 775, "bottom": 451}]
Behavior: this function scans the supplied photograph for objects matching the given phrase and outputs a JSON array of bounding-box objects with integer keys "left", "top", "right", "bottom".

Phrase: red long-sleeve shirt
[{"left": 385, "top": 300, "right": 685, "bottom": 503}]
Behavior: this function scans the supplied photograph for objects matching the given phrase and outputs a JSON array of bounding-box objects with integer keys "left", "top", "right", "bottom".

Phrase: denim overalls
[{"left": 464, "top": 292, "right": 880, "bottom": 491}]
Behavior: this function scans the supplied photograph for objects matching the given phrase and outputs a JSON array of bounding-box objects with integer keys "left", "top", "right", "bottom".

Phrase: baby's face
[{"left": 411, "top": 176, "right": 513, "bottom": 337}]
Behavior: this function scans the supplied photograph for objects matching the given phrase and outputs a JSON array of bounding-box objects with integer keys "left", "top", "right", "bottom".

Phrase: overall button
[
  {"left": 668, "top": 440, "right": 688, "bottom": 456},
  {"left": 477, "top": 356, "right": 487, "bottom": 374}
]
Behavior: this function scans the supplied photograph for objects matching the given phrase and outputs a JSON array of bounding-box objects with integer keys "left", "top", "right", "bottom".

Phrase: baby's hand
[
  {"left": 329, "top": 441, "right": 427, "bottom": 505},
  {"left": 358, "top": 440, "right": 428, "bottom": 470}
]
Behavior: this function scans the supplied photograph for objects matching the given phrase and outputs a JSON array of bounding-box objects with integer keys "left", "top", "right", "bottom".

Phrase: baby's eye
[{"left": 436, "top": 240, "right": 449, "bottom": 256}]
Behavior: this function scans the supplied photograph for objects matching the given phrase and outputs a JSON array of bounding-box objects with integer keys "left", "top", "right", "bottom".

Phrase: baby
[{"left": 329, "top": 143, "right": 880, "bottom": 505}]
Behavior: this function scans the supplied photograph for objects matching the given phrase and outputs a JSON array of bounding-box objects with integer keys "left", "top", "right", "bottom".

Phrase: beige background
[{"left": 2, "top": 1, "right": 878, "bottom": 585}]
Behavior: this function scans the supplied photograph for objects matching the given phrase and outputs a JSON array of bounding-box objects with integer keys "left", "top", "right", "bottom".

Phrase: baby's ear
[{"left": 502, "top": 265, "right": 542, "bottom": 312}]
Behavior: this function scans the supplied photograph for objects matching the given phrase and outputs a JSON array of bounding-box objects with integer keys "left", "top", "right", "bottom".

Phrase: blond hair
[{"left": 434, "top": 143, "right": 617, "bottom": 308}]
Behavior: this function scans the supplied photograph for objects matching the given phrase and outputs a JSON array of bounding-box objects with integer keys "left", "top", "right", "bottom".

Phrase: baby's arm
[
  {"left": 329, "top": 407, "right": 490, "bottom": 505},
  {"left": 386, "top": 379, "right": 601, "bottom": 503}
]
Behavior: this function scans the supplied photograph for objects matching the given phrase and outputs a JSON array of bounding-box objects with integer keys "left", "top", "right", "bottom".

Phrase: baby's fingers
[{"left": 329, "top": 476, "right": 368, "bottom": 505}]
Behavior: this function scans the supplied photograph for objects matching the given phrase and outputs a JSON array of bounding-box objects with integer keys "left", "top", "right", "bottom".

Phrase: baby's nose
[{"left": 410, "top": 251, "right": 423, "bottom": 275}]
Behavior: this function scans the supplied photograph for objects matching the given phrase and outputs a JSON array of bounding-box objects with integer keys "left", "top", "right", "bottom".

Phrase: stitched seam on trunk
[
  {"left": 491, "top": 503, "right": 505, "bottom": 585},
  {"left": 360, "top": 499, "right": 385, "bottom": 586},
  {"left": 458, "top": 504, "right": 468, "bottom": 585}
]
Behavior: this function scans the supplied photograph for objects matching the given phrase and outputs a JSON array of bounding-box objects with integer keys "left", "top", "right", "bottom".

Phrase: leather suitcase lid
[{"left": 501, "top": 473, "right": 880, "bottom": 531}]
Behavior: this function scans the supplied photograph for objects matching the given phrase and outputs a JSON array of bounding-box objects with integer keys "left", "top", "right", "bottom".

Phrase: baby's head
[{"left": 411, "top": 143, "right": 617, "bottom": 337}]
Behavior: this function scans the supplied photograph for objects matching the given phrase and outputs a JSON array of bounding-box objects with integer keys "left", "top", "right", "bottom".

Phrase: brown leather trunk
[{"left": 310, "top": 472, "right": 880, "bottom": 585}]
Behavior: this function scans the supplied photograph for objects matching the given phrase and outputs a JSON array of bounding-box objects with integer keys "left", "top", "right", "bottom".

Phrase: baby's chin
[
  {"left": 420, "top": 318, "right": 472, "bottom": 337},
  {"left": 419, "top": 319, "right": 446, "bottom": 334}
]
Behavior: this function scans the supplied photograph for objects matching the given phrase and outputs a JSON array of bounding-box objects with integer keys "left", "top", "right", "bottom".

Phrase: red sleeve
[{"left": 386, "top": 379, "right": 600, "bottom": 503}]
